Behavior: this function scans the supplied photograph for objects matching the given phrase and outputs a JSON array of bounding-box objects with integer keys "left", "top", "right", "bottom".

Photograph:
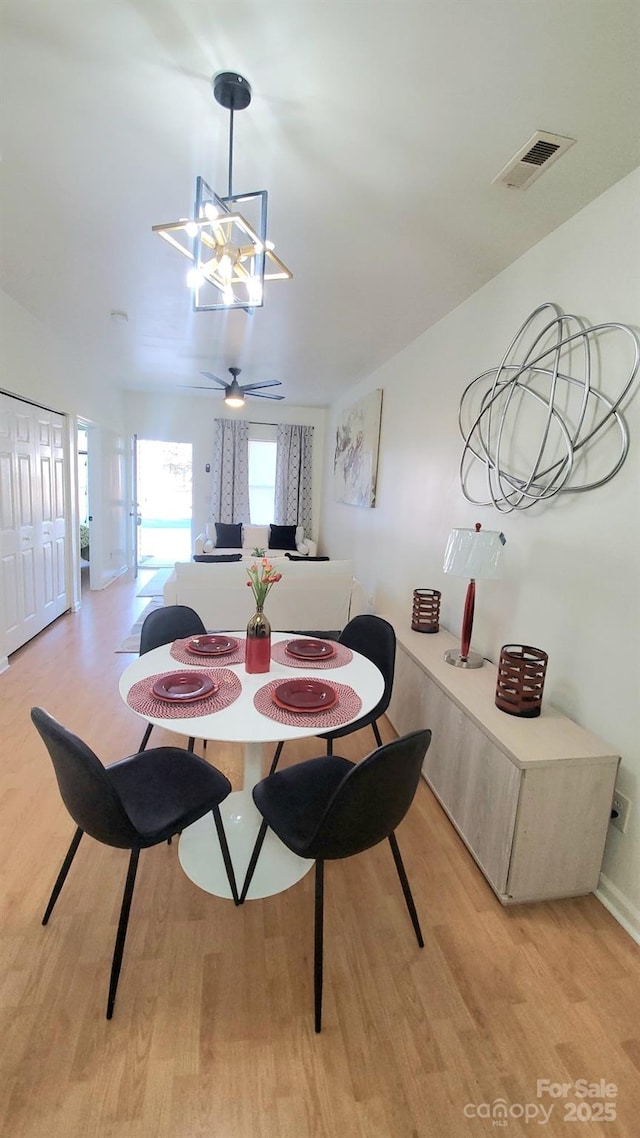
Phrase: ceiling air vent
[{"left": 492, "top": 130, "right": 576, "bottom": 190}]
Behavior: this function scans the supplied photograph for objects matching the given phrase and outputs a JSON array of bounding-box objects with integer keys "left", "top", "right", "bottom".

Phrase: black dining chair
[
  {"left": 138, "top": 604, "right": 207, "bottom": 753},
  {"left": 31, "top": 706, "right": 238, "bottom": 1019},
  {"left": 240, "top": 728, "right": 431, "bottom": 1032},
  {"left": 269, "top": 614, "right": 396, "bottom": 775}
]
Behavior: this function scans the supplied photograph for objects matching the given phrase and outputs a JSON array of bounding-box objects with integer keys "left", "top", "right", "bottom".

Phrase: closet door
[
  {"left": 0, "top": 393, "right": 69, "bottom": 657},
  {"left": 36, "top": 409, "right": 68, "bottom": 623}
]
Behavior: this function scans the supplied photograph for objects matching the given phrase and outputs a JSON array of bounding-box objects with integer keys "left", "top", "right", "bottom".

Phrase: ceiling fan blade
[
  {"left": 200, "top": 371, "right": 227, "bottom": 387},
  {"left": 241, "top": 380, "right": 282, "bottom": 392},
  {"left": 249, "top": 391, "right": 285, "bottom": 400}
]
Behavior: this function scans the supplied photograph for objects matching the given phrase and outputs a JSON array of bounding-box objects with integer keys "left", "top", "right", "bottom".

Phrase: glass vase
[{"left": 245, "top": 605, "right": 271, "bottom": 673}]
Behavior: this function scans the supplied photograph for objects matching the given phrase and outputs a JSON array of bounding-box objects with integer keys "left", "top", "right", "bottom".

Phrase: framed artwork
[{"left": 333, "top": 389, "right": 383, "bottom": 507}]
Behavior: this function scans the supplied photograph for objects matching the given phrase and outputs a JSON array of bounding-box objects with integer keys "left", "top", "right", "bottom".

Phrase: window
[{"left": 248, "top": 438, "right": 277, "bottom": 523}]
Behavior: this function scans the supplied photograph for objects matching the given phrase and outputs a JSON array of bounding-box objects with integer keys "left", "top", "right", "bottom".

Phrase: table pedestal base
[{"left": 178, "top": 789, "right": 313, "bottom": 900}]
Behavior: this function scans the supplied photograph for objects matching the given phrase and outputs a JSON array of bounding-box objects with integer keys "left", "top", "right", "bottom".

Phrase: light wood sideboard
[{"left": 383, "top": 616, "right": 619, "bottom": 905}]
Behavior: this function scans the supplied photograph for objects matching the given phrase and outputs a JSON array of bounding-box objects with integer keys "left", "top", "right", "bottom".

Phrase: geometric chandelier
[{"left": 152, "top": 72, "right": 292, "bottom": 313}]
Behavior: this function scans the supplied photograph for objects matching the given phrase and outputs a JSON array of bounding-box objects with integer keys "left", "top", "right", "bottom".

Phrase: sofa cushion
[
  {"left": 194, "top": 553, "right": 243, "bottom": 563},
  {"left": 163, "top": 559, "right": 361, "bottom": 632},
  {"left": 269, "top": 524, "right": 297, "bottom": 551},
  {"left": 243, "top": 524, "right": 270, "bottom": 551},
  {"left": 215, "top": 522, "right": 243, "bottom": 548}
]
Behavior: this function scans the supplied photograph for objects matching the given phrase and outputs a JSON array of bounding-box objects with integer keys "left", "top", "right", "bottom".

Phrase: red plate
[
  {"left": 272, "top": 679, "right": 338, "bottom": 713},
  {"left": 152, "top": 672, "right": 217, "bottom": 702},
  {"left": 187, "top": 635, "right": 238, "bottom": 656},
  {"left": 285, "top": 638, "right": 336, "bottom": 660}
]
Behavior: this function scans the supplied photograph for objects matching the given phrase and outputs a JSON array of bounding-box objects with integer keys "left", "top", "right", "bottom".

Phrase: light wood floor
[{"left": 1, "top": 572, "right": 639, "bottom": 1138}]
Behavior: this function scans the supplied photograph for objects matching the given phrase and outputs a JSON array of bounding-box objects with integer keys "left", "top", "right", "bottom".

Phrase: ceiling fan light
[{"left": 225, "top": 392, "right": 245, "bottom": 408}]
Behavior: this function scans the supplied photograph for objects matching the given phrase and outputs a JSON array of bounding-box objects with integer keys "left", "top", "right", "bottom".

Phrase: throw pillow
[
  {"left": 285, "top": 553, "right": 330, "bottom": 561},
  {"left": 193, "top": 553, "right": 243, "bottom": 563},
  {"left": 215, "top": 521, "right": 242, "bottom": 548},
  {"left": 269, "top": 523, "right": 298, "bottom": 551}
]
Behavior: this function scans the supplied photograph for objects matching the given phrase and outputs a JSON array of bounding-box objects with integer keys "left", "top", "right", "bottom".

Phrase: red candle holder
[
  {"left": 411, "top": 589, "right": 441, "bottom": 633},
  {"left": 495, "top": 644, "right": 548, "bottom": 718}
]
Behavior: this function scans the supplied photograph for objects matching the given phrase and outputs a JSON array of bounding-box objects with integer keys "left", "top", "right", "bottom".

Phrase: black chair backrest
[
  {"left": 339, "top": 614, "right": 396, "bottom": 716},
  {"left": 303, "top": 729, "right": 431, "bottom": 860},
  {"left": 139, "top": 604, "right": 206, "bottom": 655},
  {"left": 31, "top": 708, "right": 139, "bottom": 849}
]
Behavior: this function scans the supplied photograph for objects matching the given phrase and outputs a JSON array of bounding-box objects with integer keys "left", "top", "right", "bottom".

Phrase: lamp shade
[{"left": 443, "top": 526, "right": 504, "bottom": 580}]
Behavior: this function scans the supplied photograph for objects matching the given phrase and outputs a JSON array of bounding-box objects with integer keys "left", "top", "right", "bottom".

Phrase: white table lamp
[{"left": 443, "top": 523, "right": 505, "bottom": 668}]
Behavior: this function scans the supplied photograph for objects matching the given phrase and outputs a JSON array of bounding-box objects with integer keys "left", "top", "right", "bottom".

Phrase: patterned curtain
[
  {"left": 209, "top": 418, "right": 250, "bottom": 522},
  {"left": 274, "top": 424, "right": 314, "bottom": 534}
]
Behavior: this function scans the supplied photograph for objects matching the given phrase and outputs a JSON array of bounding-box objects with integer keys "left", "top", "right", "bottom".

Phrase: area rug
[
  {"left": 116, "top": 598, "right": 163, "bottom": 653},
  {"left": 136, "top": 567, "right": 172, "bottom": 597}
]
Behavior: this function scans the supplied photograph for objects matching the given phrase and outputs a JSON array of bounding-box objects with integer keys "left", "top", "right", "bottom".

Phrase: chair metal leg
[
  {"left": 371, "top": 719, "right": 383, "bottom": 747},
  {"left": 326, "top": 736, "right": 333, "bottom": 755},
  {"left": 138, "top": 723, "right": 153, "bottom": 752},
  {"left": 388, "top": 833, "right": 424, "bottom": 948},
  {"left": 106, "top": 848, "right": 140, "bottom": 1020},
  {"left": 212, "top": 805, "right": 239, "bottom": 905},
  {"left": 187, "top": 737, "right": 195, "bottom": 752},
  {"left": 314, "top": 859, "right": 325, "bottom": 1033},
  {"left": 239, "top": 818, "right": 269, "bottom": 904},
  {"left": 42, "top": 827, "right": 84, "bottom": 925},
  {"left": 268, "top": 740, "right": 284, "bottom": 776}
]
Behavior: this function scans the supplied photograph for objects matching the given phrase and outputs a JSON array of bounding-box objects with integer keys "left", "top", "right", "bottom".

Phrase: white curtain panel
[
  {"left": 274, "top": 424, "right": 314, "bottom": 534},
  {"left": 209, "top": 418, "right": 250, "bottom": 523}
]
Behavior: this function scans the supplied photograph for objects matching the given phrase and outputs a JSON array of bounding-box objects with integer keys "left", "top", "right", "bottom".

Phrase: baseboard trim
[{"left": 596, "top": 874, "right": 640, "bottom": 945}]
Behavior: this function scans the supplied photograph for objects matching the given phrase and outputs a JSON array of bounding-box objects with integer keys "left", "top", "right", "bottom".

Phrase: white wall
[
  {"left": 0, "top": 290, "right": 128, "bottom": 593},
  {"left": 320, "top": 168, "right": 640, "bottom": 937},
  {"left": 124, "top": 392, "right": 326, "bottom": 544},
  {"left": 0, "top": 291, "right": 125, "bottom": 431}
]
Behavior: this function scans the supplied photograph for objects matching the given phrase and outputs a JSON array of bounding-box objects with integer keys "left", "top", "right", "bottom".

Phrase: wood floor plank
[{"left": 0, "top": 570, "right": 639, "bottom": 1137}]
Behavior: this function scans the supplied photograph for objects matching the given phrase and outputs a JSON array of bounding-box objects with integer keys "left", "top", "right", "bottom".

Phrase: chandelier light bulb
[
  {"left": 247, "top": 278, "right": 263, "bottom": 306},
  {"left": 184, "top": 221, "right": 199, "bottom": 238},
  {"left": 186, "top": 267, "right": 205, "bottom": 289}
]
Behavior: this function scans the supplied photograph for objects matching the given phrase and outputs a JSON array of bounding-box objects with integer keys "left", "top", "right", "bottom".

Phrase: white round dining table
[{"left": 118, "top": 632, "right": 384, "bottom": 901}]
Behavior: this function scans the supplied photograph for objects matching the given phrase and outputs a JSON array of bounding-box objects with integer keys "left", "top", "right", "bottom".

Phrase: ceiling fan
[{"left": 191, "top": 366, "right": 284, "bottom": 407}]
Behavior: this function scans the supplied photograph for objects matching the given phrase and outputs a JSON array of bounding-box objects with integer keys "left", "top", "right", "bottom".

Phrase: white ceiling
[{"left": 1, "top": 1, "right": 639, "bottom": 407}]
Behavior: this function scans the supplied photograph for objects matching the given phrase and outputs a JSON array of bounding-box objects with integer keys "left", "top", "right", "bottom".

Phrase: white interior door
[{"left": 0, "top": 392, "right": 69, "bottom": 658}]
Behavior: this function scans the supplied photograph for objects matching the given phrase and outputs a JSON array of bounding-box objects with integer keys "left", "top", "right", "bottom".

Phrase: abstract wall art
[
  {"left": 457, "top": 302, "right": 640, "bottom": 513},
  {"left": 333, "top": 389, "right": 383, "bottom": 507}
]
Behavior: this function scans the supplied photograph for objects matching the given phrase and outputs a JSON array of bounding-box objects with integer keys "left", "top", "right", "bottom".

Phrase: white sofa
[
  {"left": 163, "top": 558, "right": 365, "bottom": 632},
  {"left": 195, "top": 523, "right": 317, "bottom": 559}
]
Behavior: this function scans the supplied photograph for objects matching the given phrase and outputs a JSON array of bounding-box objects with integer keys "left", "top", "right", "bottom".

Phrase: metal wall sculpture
[{"left": 458, "top": 303, "right": 639, "bottom": 513}]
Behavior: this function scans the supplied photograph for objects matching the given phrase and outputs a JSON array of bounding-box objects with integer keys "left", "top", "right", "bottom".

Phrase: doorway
[{"left": 135, "top": 440, "right": 193, "bottom": 568}]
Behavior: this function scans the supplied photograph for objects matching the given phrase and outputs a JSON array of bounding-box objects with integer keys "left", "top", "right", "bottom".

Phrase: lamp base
[{"left": 443, "top": 648, "right": 485, "bottom": 669}]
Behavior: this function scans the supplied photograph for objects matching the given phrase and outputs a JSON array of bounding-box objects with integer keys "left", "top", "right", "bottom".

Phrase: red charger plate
[
  {"left": 285, "top": 638, "right": 336, "bottom": 660},
  {"left": 152, "top": 672, "right": 217, "bottom": 702},
  {"left": 272, "top": 678, "right": 338, "bottom": 713},
  {"left": 187, "top": 635, "right": 238, "bottom": 656}
]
